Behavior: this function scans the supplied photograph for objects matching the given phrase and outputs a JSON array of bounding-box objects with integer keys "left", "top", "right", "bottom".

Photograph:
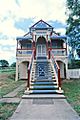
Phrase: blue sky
[{"left": 0, "top": 0, "right": 67, "bottom": 65}]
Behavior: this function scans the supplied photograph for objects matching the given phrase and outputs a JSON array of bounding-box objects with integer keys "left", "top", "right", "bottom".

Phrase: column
[{"left": 65, "top": 60, "right": 69, "bottom": 79}]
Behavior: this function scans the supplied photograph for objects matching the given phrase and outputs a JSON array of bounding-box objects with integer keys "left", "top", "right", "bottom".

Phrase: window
[
  {"left": 22, "top": 42, "right": 32, "bottom": 49},
  {"left": 26, "top": 43, "right": 32, "bottom": 48},
  {"left": 52, "top": 40, "right": 63, "bottom": 48}
]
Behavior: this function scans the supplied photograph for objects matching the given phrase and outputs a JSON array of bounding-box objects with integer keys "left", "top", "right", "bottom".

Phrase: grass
[
  {"left": 0, "top": 103, "right": 19, "bottom": 120},
  {"left": 0, "top": 69, "right": 26, "bottom": 120},
  {"left": 15, "top": 88, "right": 25, "bottom": 98},
  {"left": 62, "top": 79, "right": 80, "bottom": 116},
  {"left": 0, "top": 79, "right": 25, "bottom": 97},
  {"left": 0, "top": 70, "right": 26, "bottom": 97}
]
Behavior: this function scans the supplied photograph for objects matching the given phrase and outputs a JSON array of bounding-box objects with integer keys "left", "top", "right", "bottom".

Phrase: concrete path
[
  {"left": 3, "top": 84, "right": 25, "bottom": 98},
  {"left": 10, "top": 97, "right": 80, "bottom": 120},
  {"left": 0, "top": 97, "right": 21, "bottom": 103},
  {"left": 0, "top": 84, "right": 25, "bottom": 103}
]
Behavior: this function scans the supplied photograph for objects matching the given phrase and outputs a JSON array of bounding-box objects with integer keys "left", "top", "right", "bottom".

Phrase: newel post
[
  {"left": 58, "top": 69, "right": 61, "bottom": 88},
  {"left": 27, "top": 69, "right": 30, "bottom": 88},
  {"left": 48, "top": 49, "right": 51, "bottom": 59}
]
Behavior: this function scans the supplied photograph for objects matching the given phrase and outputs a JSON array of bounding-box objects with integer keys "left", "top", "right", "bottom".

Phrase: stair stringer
[
  {"left": 50, "top": 59, "right": 58, "bottom": 87},
  {"left": 29, "top": 60, "right": 36, "bottom": 84}
]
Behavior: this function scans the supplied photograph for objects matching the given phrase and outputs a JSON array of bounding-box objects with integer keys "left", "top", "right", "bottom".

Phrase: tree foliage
[
  {"left": 66, "top": 0, "right": 80, "bottom": 58},
  {"left": 0, "top": 60, "right": 9, "bottom": 68},
  {"left": 10, "top": 62, "right": 16, "bottom": 67}
]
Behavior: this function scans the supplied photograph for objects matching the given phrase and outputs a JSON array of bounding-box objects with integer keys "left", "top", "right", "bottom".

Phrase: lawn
[
  {"left": 0, "top": 68, "right": 26, "bottom": 97},
  {"left": 0, "top": 69, "right": 26, "bottom": 120},
  {"left": 0, "top": 103, "right": 19, "bottom": 120},
  {"left": 62, "top": 79, "right": 80, "bottom": 116}
]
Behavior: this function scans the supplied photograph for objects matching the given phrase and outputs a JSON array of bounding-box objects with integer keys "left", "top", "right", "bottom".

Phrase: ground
[
  {"left": 62, "top": 79, "right": 80, "bottom": 116},
  {"left": 0, "top": 68, "right": 26, "bottom": 120},
  {"left": 0, "top": 68, "right": 80, "bottom": 119}
]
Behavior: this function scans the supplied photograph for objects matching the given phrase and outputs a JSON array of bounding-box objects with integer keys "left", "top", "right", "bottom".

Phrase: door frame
[{"left": 36, "top": 44, "right": 46, "bottom": 57}]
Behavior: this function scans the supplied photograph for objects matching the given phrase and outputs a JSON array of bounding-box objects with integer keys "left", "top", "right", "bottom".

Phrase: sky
[{"left": 0, "top": 0, "right": 67, "bottom": 65}]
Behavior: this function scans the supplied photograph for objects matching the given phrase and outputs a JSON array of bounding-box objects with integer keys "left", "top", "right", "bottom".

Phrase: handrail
[
  {"left": 27, "top": 50, "right": 34, "bottom": 88},
  {"left": 51, "top": 52, "right": 61, "bottom": 89}
]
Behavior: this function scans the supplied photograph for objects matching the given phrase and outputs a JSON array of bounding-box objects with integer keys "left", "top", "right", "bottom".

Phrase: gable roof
[{"left": 30, "top": 19, "right": 53, "bottom": 29}]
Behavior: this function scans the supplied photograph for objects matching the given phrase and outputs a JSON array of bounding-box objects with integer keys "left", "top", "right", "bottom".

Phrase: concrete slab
[
  {"left": 0, "top": 98, "right": 21, "bottom": 103},
  {"left": 10, "top": 99, "right": 80, "bottom": 120},
  {"left": 3, "top": 84, "right": 25, "bottom": 98},
  {"left": 22, "top": 94, "right": 66, "bottom": 99}
]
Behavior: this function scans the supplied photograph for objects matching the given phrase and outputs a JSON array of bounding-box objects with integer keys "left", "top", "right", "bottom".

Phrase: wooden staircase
[{"left": 27, "top": 57, "right": 63, "bottom": 94}]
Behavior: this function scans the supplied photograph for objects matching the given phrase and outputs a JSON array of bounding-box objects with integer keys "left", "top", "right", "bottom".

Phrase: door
[{"left": 37, "top": 44, "right": 46, "bottom": 57}]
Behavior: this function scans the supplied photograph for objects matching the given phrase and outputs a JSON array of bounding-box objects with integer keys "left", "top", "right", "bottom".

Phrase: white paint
[{"left": 67, "top": 69, "right": 80, "bottom": 79}]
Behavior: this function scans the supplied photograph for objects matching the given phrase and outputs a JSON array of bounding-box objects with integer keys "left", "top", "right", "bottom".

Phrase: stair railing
[
  {"left": 51, "top": 52, "right": 61, "bottom": 89},
  {"left": 27, "top": 50, "right": 34, "bottom": 89}
]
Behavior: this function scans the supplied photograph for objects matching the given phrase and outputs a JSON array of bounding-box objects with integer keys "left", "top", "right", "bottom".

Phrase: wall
[
  {"left": 19, "top": 62, "right": 28, "bottom": 79},
  {"left": 60, "top": 62, "right": 65, "bottom": 78},
  {"left": 67, "top": 69, "right": 80, "bottom": 79}
]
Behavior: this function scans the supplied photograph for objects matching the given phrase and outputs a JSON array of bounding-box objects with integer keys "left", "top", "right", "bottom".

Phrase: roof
[
  {"left": 16, "top": 32, "right": 32, "bottom": 41},
  {"left": 50, "top": 35, "right": 67, "bottom": 40},
  {"left": 16, "top": 36, "right": 32, "bottom": 41},
  {"left": 30, "top": 19, "right": 53, "bottom": 29}
]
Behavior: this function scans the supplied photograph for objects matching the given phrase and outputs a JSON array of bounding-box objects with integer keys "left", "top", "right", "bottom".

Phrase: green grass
[
  {"left": 0, "top": 79, "right": 25, "bottom": 97},
  {"left": 0, "top": 70, "right": 26, "bottom": 120},
  {"left": 15, "top": 88, "right": 25, "bottom": 98},
  {"left": 0, "top": 72, "right": 26, "bottom": 97},
  {"left": 0, "top": 103, "right": 19, "bottom": 120},
  {"left": 0, "top": 68, "right": 16, "bottom": 74},
  {"left": 62, "top": 79, "right": 80, "bottom": 116}
]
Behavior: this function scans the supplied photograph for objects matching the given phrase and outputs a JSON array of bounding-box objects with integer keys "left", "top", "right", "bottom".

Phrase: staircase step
[
  {"left": 30, "top": 85, "right": 58, "bottom": 90},
  {"left": 29, "top": 60, "right": 62, "bottom": 94},
  {"left": 31, "top": 81, "right": 57, "bottom": 85},
  {"left": 30, "top": 90, "right": 60, "bottom": 94},
  {"left": 31, "top": 79, "right": 56, "bottom": 82}
]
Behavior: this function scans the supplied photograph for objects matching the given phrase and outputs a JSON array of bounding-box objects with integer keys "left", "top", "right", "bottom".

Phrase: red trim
[
  {"left": 48, "top": 50, "right": 50, "bottom": 59},
  {"left": 27, "top": 69, "right": 30, "bottom": 88},
  {"left": 58, "top": 69, "right": 61, "bottom": 88}
]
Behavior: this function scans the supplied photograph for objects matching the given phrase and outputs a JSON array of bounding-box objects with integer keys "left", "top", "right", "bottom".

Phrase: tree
[
  {"left": 10, "top": 62, "right": 16, "bottom": 67},
  {"left": 0, "top": 60, "right": 9, "bottom": 68},
  {"left": 66, "top": 0, "right": 80, "bottom": 59}
]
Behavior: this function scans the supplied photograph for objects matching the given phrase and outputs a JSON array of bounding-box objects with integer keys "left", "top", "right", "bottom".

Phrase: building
[{"left": 16, "top": 20, "right": 68, "bottom": 94}]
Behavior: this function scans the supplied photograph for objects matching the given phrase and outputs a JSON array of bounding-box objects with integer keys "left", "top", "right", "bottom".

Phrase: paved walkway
[
  {"left": 10, "top": 96, "right": 80, "bottom": 120},
  {"left": 3, "top": 84, "right": 25, "bottom": 98},
  {"left": 0, "top": 84, "right": 25, "bottom": 103},
  {"left": 0, "top": 97, "right": 21, "bottom": 103}
]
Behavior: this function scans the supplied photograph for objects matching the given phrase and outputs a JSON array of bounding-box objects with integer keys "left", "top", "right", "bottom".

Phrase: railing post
[
  {"left": 34, "top": 48, "right": 36, "bottom": 59},
  {"left": 48, "top": 49, "right": 50, "bottom": 59},
  {"left": 58, "top": 69, "right": 61, "bottom": 88},
  {"left": 27, "top": 69, "right": 30, "bottom": 88}
]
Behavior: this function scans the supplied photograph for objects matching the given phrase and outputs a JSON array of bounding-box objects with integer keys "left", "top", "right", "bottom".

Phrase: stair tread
[
  {"left": 30, "top": 85, "right": 58, "bottom": 89},
  {"left": 31, "top": 81, "right": 57, "bottom": 85},
  {"left": 29, "top": 60, "right": 62, "bottom": 94},
  {"left": 30, "top": 90, "right": 59, "bottom": 94},
  {"left": 31, "top": 79, "right": 56, "bottom": 82}
]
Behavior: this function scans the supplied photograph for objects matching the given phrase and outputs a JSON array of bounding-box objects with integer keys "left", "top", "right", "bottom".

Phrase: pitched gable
[{"left": 30, "top": 19, "right": 53, "bottom": 29}]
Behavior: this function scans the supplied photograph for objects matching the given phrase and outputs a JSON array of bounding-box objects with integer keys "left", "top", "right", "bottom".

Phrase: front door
[{"left": 37, "top": 44, "right": 46, "bottom": 57}]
